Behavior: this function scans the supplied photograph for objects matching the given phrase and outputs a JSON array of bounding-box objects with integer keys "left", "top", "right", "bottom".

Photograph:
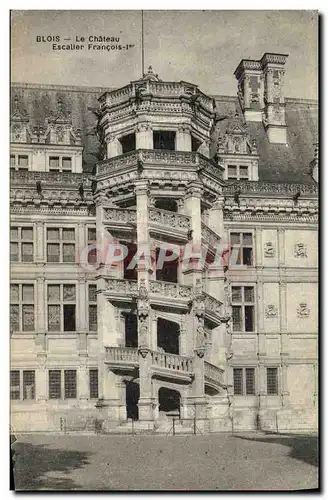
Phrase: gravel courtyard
[{"left": 12, "top": 432, "right": 319, "bottom": 491}]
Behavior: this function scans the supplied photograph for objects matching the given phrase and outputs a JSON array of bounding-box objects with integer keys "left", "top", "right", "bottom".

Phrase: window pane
[
  {"left": 22, "top": 284, "right": 34, "bottom": 302},
  {"left": 10, "top": 227, "right": 18, "bottom": 240},
  {"left": 88, "top": 285, "right": 97, "bottom": 302},
  {"left": 48, "top": 305, "right": 60, "bottom": 331},
  {"left": 88, "top": 228, "right": 96, "bottom": 242},
  {"left": 232, "top": 306, "right": 242, "bottom": 332},
  {"left": 47, "top": 228, "right": 60, "bottom": 241},
  {"left": 233, "top": 368, "right": 243, "bottom": 395},
  {"left": 228, "top": 165, "right": 237, "bottom": 177},
  {"left": 89, "top": 305, "right": 97, "bottom": 331},
  {"left": 21, "top": 227, "right": 33, "bottom": 240},
  {"left": 231, "top": 287, "right": 242, "bottom": 303},
  {"left": 10, "top": 243, "right": 19, "bottom": 261},
  {"left": 243, "top": 247, "right": 253, "bottom": 266},
  {"left": 47, "top": 243, "right": 60, "bottom": 262},
  {"left": 62, "top": 157, "right": 72, "bottom": 169},
  {"left": 63, "top": 285, "right": 76, "bottom": 302},
  {"left": 10, "top": 155, "right": 16, "bottom": 166},
  {"left": 244, "top": 287, "right": 254, "bottom": 303},
  {"left": 22, "top": 305, "right": 34, "bottom": 331},
  {"left": 246, "top": 368, "right": 255, "bottom": 395},
  {"left": 64, "top": 305, "right": 76, "bottom": 331},
  {"left": 89, "top": 369, "right": 98, "bottom": 399},
  {"left": 88, "top": 247, "right": 97, "bottom": 264},
  {"left": 63, "top": 244, "right": 75, "bottom": 263},
  {"left": 49, "top": 157, "right": 59, "bottom": 168},
  {"left": 245, "top": 306, "right": 254, "bottom": 332},
  {"left": 242, "top": 233, "right": 253, "bottom": 246},
  {"left": 18, "top": 155, "right": 28, "bottom": 166},
  {"left": 267, "top": 368, "right": 278, "bottom": 395},
  {"left": 64, "top": 370, "right": 77, "bottom": 399},
  {"left": 10, "top": 284, "right": 19, "bottom": 303},
  {"left": 10, "top": 305, "right": 19, "bottom": 331},
  {"left": 22, "top": 243, "right": 34, "bottom": 262},
  {"left": 23, "top": 371, "right": 35, "bottom": 399},
  {"left": 239, "top": 166, "right": 249, "bottom": 178},
  {"left": 10, "top": 371, "right": 20, "bottom": 399},
  {"left": 230, "top": 233, "right": 240, "bottom": 245},
  {"left": 48, "top": 285, "right": 60, "bottom": 302},
  {"left": 62, "top": 228, "right": 75, "bottom": 241},
  {"left": 49, "top": 370, "right": 61, "bottom": 399}
]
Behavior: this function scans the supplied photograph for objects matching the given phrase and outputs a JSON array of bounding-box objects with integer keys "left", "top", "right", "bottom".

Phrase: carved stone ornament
[
  {"left": 294, "top": 243, "right": 307, "bottom": 258},
  {"left": 138, "top": 346, "right": 149, "bottom": 358},
  {"left": 264, "top": 241, "right": 275, "bottom": 258},
  {"left": 195, "top": 346, "right": 206, "bottom": 358},
  {"left": 265, "top": 305, "right": 278, "bottom": 318},
  {"left": 297, "top": 303, "right": 310, "bottom": 318}
]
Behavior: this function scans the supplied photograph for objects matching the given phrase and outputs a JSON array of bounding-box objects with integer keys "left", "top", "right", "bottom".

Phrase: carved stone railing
[
  {"left": 105, "top": 279, "right": 138, "bottom": 295},
  {"left": 223, "top": 181, "right": 318, "bottom": 196},
  {"left": 105, "top": 346, "right": 138, "bottom": 364},
  {"left": 149, "top": 208, "right": 191, "bottom": 232},
  {"left": 151, "top": 350, "right": 193, "bottom": 373},
  {"left": 204, "top": 293, "right": 223, "bottom": 317},
  {"left": 204, "top": 361, "right": 225, "bottom": 386},
  {"left": 149, "top": 281, "right": 192, "bottom": 300},
  {"left": 103, "top": 207, "right": 137, "bottom": 224},
  {"left": 201, "top": 222, "right": 221, "bottom": 248},
  {"left": 10, "top": 170, "right": 91, "bottom": 186}
]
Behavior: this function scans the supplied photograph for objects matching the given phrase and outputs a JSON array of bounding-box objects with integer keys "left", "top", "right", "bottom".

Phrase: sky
[{"left": 11, "top": 10, "right": 318, "bottom": 99}]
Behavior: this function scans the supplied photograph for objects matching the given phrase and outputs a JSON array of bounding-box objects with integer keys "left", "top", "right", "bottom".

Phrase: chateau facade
[{"left": 10, "top": 53, "right": 318, "bottom": 433}]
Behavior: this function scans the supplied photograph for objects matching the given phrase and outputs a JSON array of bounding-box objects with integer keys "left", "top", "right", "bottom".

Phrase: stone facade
[{"left": 10, "top": 58, "right": 318, "bottom": 434}]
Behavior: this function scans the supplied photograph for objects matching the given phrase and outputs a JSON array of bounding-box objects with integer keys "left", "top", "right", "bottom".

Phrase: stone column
[
  {"left": 135, "top": 179, "right": 151, "bottom": 286},
  {"left": 176, "top": 124, "right": 191, "bottom": 151},
  {"left": 183, "top": 182, "right": 203, "bottom": 288},
  {"left": 255, "top": 228, "right": 263, "bottom": 267},
  {"left": 138, "top": 348, "right": 153, "bottom": 425},
  {"left": 78, "top": 359, "right": 89, "bottom": 403},
  {"left": 281, "top": 363, "right": 289, "bottom": 407},
  {"left": 192, "top": 348, "right": 207, "bottom": 425},
  {"left": 106, "top": 135, "right": 122, "bottom": 158},
  {"left": 278, "top": 228, "right": 285, "bottom": 268},
  {"left": 36, "top": 357, "right": 47, "bottom": 402},
  {"left": 35, "top": 222, "right": 45, "bottom": 262},
  {"left": 136, "top": 123, "right": 153, "bottom": 150},
  {"left": 207, "top": 196, "right": 224, "bottom": 237}
]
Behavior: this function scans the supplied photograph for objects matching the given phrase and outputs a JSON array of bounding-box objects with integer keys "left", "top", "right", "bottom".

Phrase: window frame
[
  {"left": 46, "top": 226, "right": 76, "bottom": 263},
  {"left": 47, "top": 283, "right": 77, "bottom": 333},
  {"left": 89, "top": 368, "right": 99, "bottom": 399},
  {"left": 266, "top": 367, "right": 279, "bottom": 396},
  {"left": 10, "top": 283, "right": 35, "bottom": 333},
  {"left": 48, "top": 155, "right": 73, "bottom": 172},
  {"left": 233, "top": 367, "right": 256, "bottom": 396},
  {"left": 48, "top": 369, "right": 78, "bottom": 400},
  {"left": 10, "top": 226, "right": 35, "bottom": 263},
  {"left": 229, "top": 230, "right": 254, "bottom": 267},
  {"left": 10, "top": 153, "right": 30, "bottom": 171},
  {"left": 231, "top": 285, "right": 256, "bottom": 333},
  {"left": 10, "top": 369, "right": 36, "bottom": 400},
  {"left": 88, "top": 284, "right": 97, "bottom": 333},
  {"left": 227, "top": 164, "right": 250, "bottom": 180}
]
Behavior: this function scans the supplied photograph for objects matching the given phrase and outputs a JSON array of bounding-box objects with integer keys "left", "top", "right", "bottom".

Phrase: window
[
  {"left": 10, "top": 283, "right": 35, "bottom": 332},
  {"left": 49, "top": 156, "right": 72, "bottom": 172},
  {"left": 153, "top": 131, "right": 176, "bottom": 151},
  {"left": 267, "top": 368, "right": 278, "bottom": 395},
  {"left": 230, "top": 232, "right": 253, "bottom": 266},
  {"left": 233, "top": 368, "right": 255, "bottom": 395},
  {"left": 227, "top": 164, "right": 249, "bottom": 180},
  {"left": 87, "top": 227, "right": 97, "bottom": 264},
  {"left": 88, "top": 285, "right": 97, "bottom": 332},
  {"left": 231, "top": 286, "right": 255, "bottom": 333},
  {"left": 10, "top": 154, "right": 15, "bottom": 168},
  {"left": 10, "top": 154, "right": 29, "bottom": 171},
  {"left": 119, "top": 133, "right": 136, "bottom": 154},
  {"left": 49, "top": 369, "right": 77, "bottom": 399},
  {"left": 89, "top": 369, "right": 99, "bottom": 399},
  {"left": 10, "top": 371, "right": 20, "bottom": 400},
  {"left": 18, "top": 155, "right": 29, "bottom": 168},
  {"left": 64, "top": 370, "right": 77, "bottom": 398},
  {"left": 49, "top": 370, "right": 61, "bottom": 399},
  {"left": 47, "top": 284, "right": 76, "bottom": 332},
  {"left": 10, "top": 226, "right": 34, "bottom": 262},
  {"left": 10, "top": 370, "right": 35, "bottom": 400},
  {"left": 46, "top": 227, "right": 75, "bottom": 263}
]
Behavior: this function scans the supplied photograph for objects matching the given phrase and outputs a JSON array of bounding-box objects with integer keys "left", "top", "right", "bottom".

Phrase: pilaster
[
  {"left": 176, "top": 124, "right": 191, "bottom": 151},
  {"left": 136, "top": 122, "right": 153, "bottom": 150}
]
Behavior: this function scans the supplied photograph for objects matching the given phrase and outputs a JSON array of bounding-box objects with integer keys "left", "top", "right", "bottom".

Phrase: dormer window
[
  {"left": 49, "top": 156, "right": 60, "bottom": 170},
  {"left": 227, "top": 164, "right": 249, "bottom": 180},
  {"left": 10, "top": 155, "right": 15, "bottom": 168},
  {"left": 49, "top": 156, "right": 72, "bottom": 172},
  {"left": 18, "top": 155, "right": 28, "bottom": 169},
  {"left": 62, "top": 157, "right": 72, "bottom": 171}
]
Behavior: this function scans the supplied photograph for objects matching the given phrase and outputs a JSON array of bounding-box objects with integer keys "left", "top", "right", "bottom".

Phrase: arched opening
[
  {"left": 124, "top": 312, "right": 138, "bottom": 347},
  {"left": 125, "top": 381, "right": 139, "bottom": 420},
  {"left": 157, "top": 318, "right": 179, "bottom": 354},
  {"left": 155, "top": 247, "right": 179, "bottom": 283},
  {"left": 158, "top": 387, "right": 181, "bottom": 417},
  {"left": 123, "top": 242, "right": 138, "bottom": 280},
  {"left": 154, "top": 198, "right": 178, "bottom": 213}
]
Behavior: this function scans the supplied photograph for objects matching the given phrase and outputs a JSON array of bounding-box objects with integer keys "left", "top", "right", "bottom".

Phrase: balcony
[
  {"left": 204, "top": 361, "right": 225, "bottom": 390},
  {"left": 201, "top": 222, "right": 221, "bottom": 249},
  {"left": 149, "top": 208, "right": 191, "bottom": 242},
  {"left": 105, "top": 346, "right": 139, "bottom": 370},
  {"left": 102, "top": 207, "right": 137, "bottom": 232},
  {"left": 204, "top": 293, "right": 223, "bottom": 326}
]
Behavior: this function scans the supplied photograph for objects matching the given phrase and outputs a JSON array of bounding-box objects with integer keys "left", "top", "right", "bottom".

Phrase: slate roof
[{"left": 11, "top": 83, "right": 318, "bottom": 184}]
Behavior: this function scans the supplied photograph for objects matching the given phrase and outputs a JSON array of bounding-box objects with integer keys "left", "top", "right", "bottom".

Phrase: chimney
[{"left": 234, "top": 53, "right": 289, "bottom": 144}]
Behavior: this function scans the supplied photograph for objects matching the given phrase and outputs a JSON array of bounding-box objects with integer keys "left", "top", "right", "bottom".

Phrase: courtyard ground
[{"left": 12, "top": 431, "right": 319, "bottom": 491}]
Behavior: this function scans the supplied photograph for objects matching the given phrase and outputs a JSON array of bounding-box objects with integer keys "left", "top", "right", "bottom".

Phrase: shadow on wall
[
  {"left": 13, "top": 441, "right": 92, "bottom": 491},
  {"left": 235, "top": 433, "right": 318, "bottom": 468}
]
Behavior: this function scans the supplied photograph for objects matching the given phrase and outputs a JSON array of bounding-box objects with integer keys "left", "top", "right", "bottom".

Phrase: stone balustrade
[
  {"left": 204, "top": 361, "right": 224, "bottom": 386},
  {"left": 103, "top": 207, "right": 137, "bottom": 224},
  {"left": 105, "top": 346, "right": 139, "bottom": 363},
  {"left": 149, "top": 208, "right": 191, "bottom": 231},
  {"left": 105, "top": 278, "right": 139, "bottom": 295},
  {"left": 201, "top": 222, "right": 221, "bottom": 248},
  {"left": 223, "top": 180, "right": 318, "bottom": 196},
  {"left": 149, "top": 280, "right": 192, "bottom": 300},
  {"left": 204, "top": 293, "right": 223, "bottom": 316},
  {"left": 151, "top": 350, "right": 193, "bottom": 373}
]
